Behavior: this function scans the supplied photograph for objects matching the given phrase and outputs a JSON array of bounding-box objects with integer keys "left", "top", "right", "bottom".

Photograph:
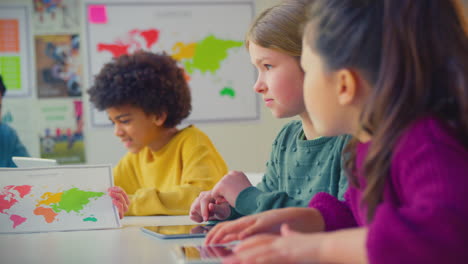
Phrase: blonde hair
[{"left": 245, "top": 0, "right": 310, "bottom": 57}]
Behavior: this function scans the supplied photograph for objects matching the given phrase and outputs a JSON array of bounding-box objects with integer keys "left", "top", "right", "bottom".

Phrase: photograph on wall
[
  {"left": 35, "top": 34, "right": 82, "bottom": 98},
  {"left": 33, "top": 0, "right": 80, "bottom": 33},
  {"left": 0, "top": 5, "right": 32, "bottom": 97},
  {"left": 85, "top": 2, "right": 257, "bottom": 126},
  {"left": 38, "top": 99, "right": 85, "bottom": 164}
]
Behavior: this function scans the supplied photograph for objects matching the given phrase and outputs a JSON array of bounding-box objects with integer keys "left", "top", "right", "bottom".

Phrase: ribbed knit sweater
[
  {"left": 234, "top": 120, "right": 349, "bottom": 217},
  {"left": 309, "top": 117, "right": 468, "bottom": 264}
]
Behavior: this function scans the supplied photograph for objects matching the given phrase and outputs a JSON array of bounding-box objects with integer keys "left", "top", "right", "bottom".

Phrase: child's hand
[
  {"left": 205, "top": 208, "right": 288, "bottom": 245},
  {"left": 211, "top": 171, "right": 252, "bottom": 207},
  {"left": 108, "top": 186, "right": 130, "bottom": 219},
  {"left": 190, "top": 190, "right": 232, "bottom": 222},
  {"left": 223, "top": 224, "right": 325, "bottom": 264},
  {"left": 205, "top": 207, "right": 324, "bottom": 245}
]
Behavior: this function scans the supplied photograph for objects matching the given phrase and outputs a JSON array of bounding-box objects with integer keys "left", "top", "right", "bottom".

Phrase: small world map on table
[
  {"left": 0, "top": 165, "right": 120, "bottom": 233},
  {"left": 1, "top": 185, "right": 104, "bottom": 229}
]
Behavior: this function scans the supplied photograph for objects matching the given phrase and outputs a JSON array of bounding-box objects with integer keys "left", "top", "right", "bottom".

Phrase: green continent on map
[
  {"left": 50, "top": 188, "right": 104, "bottom": 213},
  {"left": 220, "top": 87, "right": 236, "bottom": 98},
  {"left": 183, "top": 35, "right": 243, "bottom": 75}
]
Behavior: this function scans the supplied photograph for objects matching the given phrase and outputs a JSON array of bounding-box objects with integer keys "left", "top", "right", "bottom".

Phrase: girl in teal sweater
[{"left": 190, "top": 0, "right": 349, "bottom": 223}]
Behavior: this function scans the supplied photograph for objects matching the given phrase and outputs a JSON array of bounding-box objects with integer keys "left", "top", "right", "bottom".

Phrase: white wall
[
  {"left": 1, "top": 0, "right": 289, "bottom": 172},
  {"left": 10, "top": 0, "right": 465, "bottom": 172},
  {"left": 85, "top": 0, "right": 287, "bottom": 173},
  {"left": 85, "top": 0, "right": 468, "bottom": 172}
]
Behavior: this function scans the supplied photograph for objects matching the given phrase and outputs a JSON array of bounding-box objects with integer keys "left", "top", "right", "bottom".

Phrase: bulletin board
[
  {"left": 84, "top": 1, "right": 259, "bottom": 126},
  {"left": 0, "top": 5, "right": 32, "bottom": 97}
]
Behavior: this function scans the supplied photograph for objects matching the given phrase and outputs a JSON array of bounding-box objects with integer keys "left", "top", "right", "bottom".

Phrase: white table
[{"left": 0, "top": 216, "right": 205, "bottom": 264}]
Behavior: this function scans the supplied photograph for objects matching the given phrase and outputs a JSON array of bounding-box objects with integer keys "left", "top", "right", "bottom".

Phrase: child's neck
[
  {"left": 148, "top": 127, "right": 179, "bottom": 152},
  {"left": 300, "top": 113, "right": 320, "bottom": 140}
]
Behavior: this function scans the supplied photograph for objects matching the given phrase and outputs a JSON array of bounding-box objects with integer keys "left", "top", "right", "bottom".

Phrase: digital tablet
[
  {"left": 12, "top": 157, "right": 58, "bottom": 168},
  {"left": 171, "top": 244, "right": 235, "bottom": 264},
  {"left": 140, "top": 224, "right": 215, "bottom": 239}
]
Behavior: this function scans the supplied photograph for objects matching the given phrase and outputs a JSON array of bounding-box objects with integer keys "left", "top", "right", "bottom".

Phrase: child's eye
[
  {"left": 264, "top": 64, "right": 272, "bottom": 70},
  {"left": 120, "top": 120, "right": 130, "bottom": 124}
]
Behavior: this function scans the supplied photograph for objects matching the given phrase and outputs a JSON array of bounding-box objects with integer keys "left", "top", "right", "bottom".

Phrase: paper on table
[{"left": 0, "top": 165, "right": 121, "bottom": 233}]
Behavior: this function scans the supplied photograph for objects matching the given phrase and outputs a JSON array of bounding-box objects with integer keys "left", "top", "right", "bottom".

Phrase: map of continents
[
  {"left": 96, "top": 28, "right": 243, "bottom": 98},
  {"left": 0, "top": 185, "right": 104, "bottom": 229}
]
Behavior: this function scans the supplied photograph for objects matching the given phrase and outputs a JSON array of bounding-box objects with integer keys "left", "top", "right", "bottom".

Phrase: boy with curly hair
[{"left": 88, "top": 51, "right": 228, "bottom": 218}]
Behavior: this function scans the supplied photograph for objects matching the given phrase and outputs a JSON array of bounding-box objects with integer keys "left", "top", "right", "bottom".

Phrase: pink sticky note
[{"left": 88, "top": 5, "right": 108, "bottom": 24}]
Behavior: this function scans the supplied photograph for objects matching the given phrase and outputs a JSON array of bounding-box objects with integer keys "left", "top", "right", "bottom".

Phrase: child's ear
[
  {"left": 152, "top": 112, "right": 167, "bottom": 126},
  {"left": 335, "top": 69, "right": 357, "bottom": 106}
]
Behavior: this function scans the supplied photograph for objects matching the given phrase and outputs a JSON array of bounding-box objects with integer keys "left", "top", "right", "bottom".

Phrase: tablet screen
[{"left": 141, "top": 224, "right": 215, "bottom": 239}]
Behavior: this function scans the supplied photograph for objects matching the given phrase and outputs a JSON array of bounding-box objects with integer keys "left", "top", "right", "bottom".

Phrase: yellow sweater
[{"left": 113, "top": 125, "right": 228, "bottom": 216}]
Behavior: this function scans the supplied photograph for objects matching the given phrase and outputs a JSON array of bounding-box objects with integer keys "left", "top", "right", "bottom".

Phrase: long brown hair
[
  {"left": 305, "top": 0, "right": 468, "bottom": 221},
  {"left": 245, "top": 0, "right": 310, "bottom": 57}
]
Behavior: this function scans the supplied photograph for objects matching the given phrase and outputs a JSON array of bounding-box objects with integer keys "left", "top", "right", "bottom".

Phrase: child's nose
[
  {"left": 253, "top": 75, "right": 266, "bottom": 94},
  {"left": 114, "top": 124, "right": 124, "bottom": 137}
]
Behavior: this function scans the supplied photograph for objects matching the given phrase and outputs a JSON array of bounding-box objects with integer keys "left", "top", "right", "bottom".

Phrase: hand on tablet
[
  {"left": 205, "top": 207, "right": 325, "bottom": 245},
  {"left": 205, "top": 209, "right": 286, "bottom": 245},
  {"left": 190, "top": 171, "right": 252, "bottom": 223},
  {"left": 108, "top": 186, "right": 130, "bottom": 219},
  {"left": 223, "top": 224, "right": 325, "bottom": 264},
  {"left": 189, "top": 190, "right": 231, "bottom": 222},
  {"left": 211, "top": 170, "right": 252, "bottom": 207}
]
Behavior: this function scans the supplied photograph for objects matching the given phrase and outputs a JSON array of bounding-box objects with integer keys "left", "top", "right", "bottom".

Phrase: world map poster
[
  {"left": 85, "top": 1, "right": 258, "bottom": 126},
  {"left": 0, "top": 165, "right": 120, "bottom": 233}
]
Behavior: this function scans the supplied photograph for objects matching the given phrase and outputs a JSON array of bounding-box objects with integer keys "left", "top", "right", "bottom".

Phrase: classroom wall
[
  {"left": 86, "top": 0, "right": 467, "bottom": 172},
  {"left": 2, "top": 0, "right": 289, "bottom": 173},
  {"left": 87, "top": 0, "right": 468, "bottom": 173},
  {"left": 6, "top": 0, "right": 465, "bottom": 172},
  {"left": 85, "top": 0, "right": 287, "bottom": 173}
]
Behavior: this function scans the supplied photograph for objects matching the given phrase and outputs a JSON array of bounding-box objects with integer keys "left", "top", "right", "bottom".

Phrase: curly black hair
[{"left": 88, "top": 51, "right": 191, "bottom": 127}]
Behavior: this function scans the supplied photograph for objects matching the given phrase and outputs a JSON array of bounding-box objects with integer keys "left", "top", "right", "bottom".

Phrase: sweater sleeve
[
  {"left": 234, "top": 156, "right": 293, "bottom": 216},
  {"left": 235, "top": 186, "right": 306, "bottom": 215},
  {"left": 125, "top": 143, "right": 227, "bottom": 216},
  {"left": 366, "top": 141, "right": 468, "bottom": 264},
  {"left": 235, "top": 123, "right": 307, "bottom": 215},
  {"left": 308, "top": 191, "right": 357, "bottom": 231}
]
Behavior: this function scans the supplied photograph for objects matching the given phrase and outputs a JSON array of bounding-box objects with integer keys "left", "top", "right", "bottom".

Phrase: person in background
[
  {"left": 190, "top": 0, "right": 349, "bottom": 224},
  {"left": 0, "top": 74, "right": 29, "bottom": 167},
  {"left": 87, "top": 51, "right": 228, "bottom": 218},
  {"left": 211, "top": 0, "right": 468, "bottom": 263}
]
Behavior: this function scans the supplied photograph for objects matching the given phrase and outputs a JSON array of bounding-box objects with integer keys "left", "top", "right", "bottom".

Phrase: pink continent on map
[
  {"left": 97, "top": 29, "right": 160, "bottom": 57},
  {"left": 10, "top": 214, "right": 27, "bottom": 228},
  {"left": 0, "top": 195, "right": 18, "bottom": 214},
  {"left": 1, "top": 185, "right": 33, "bottom": 228},
  {"left": 13, "top": 185, "right": 32, "bottom": 198},
  {"left": 1, "top": 185, "right": 32, "bottom": 213}
]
